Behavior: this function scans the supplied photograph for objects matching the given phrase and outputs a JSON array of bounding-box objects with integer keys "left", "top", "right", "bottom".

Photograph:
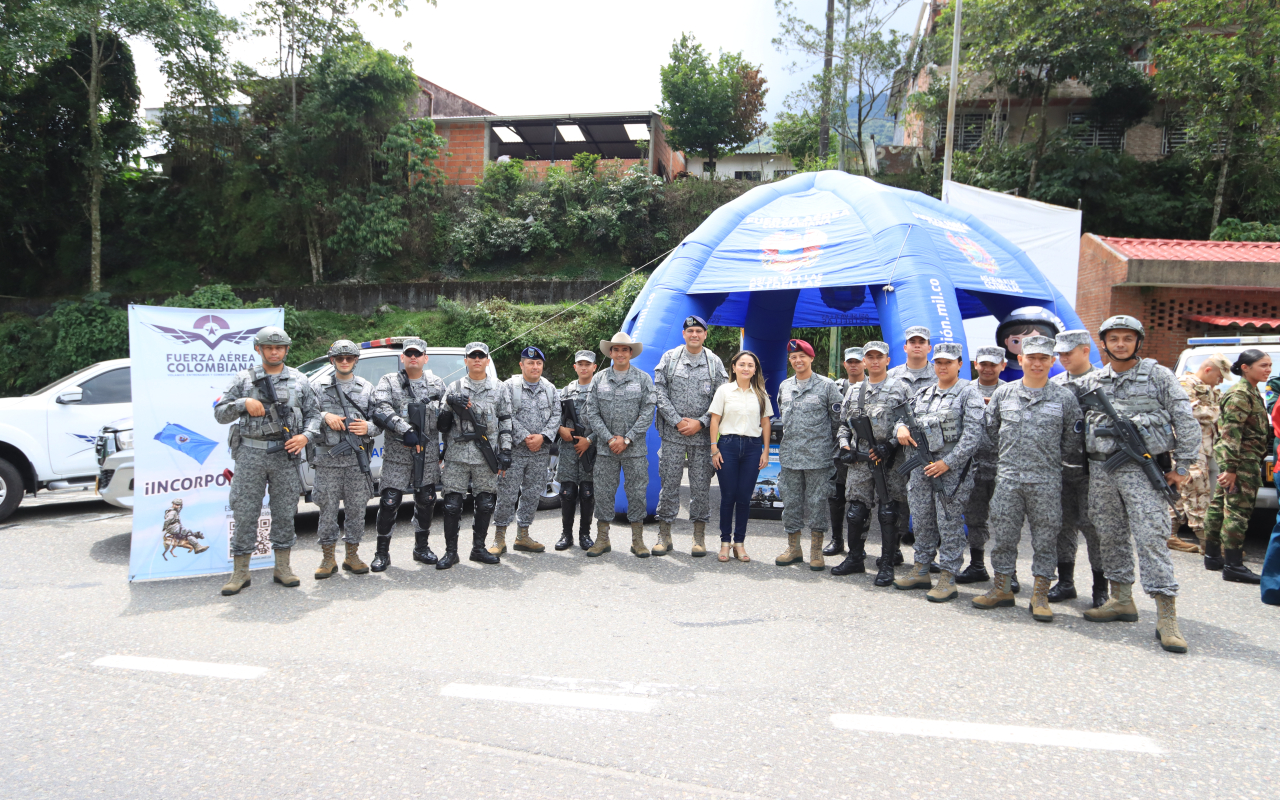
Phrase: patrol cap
[
  {"left": 932, "top": 342, "right": 964, "bottom": 361},
  {"left": 843, "top": 347, "right": 864, "bottom": 361},
  {"left": 903, "top": 325, "right": 931, "bottom": 341},
  {"left": 1203, "top": 352, "right": 1231, "bottom": 375},
  {"left": 328, "top": 339, "right": 360, "bottom": 358},
  {"left": 464, "top": 341, "right": 490, "bottom": 358},
  {"left": 1053, "top": 330, "right": 1091, "bottom": 353},
  {"left": 682, "top": 315, "right": 708, "bottom": 331},
  {"left": 254, "top": 326, "right": 291, "bottom": 347},
  {"left": 975, "top": 346, "right": 1006, "bottom": 365},
  {"left": 519, "top": 346, "right": 546, "bottom": 362},
  {"left": 787, "top": 339, "right": 814, "bottom": 357},
  {"left": 573, "top": 350, "right": 597, "bottom": 364},
  {"left": 863, "top": 341, "right": 891, "bottom": 355},
  {"left": 401, "top": 337, "right": 427, "bottom": 355},
  {"left": 1021, "top": 335, "right": 1056, "bottom": 357}
]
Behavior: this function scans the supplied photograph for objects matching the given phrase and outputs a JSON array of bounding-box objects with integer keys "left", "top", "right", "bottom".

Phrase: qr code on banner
[{"left": 226, "top": 512, "right": 273, "bottom": 558}]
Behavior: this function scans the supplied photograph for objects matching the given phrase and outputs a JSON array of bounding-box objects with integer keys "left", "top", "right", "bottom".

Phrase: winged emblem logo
[{"left": 146, "top": 315, "right": 264, "bottom": 350}]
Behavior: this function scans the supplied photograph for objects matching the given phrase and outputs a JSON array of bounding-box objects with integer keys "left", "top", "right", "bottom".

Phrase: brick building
[{"left": 1076, "top": 234, "right": 1280, "bottom": 367}]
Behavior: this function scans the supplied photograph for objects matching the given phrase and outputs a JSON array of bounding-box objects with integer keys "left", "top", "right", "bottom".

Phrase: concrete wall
[{"left": 682, "top": 152, "right": 796, "bottom": 180}]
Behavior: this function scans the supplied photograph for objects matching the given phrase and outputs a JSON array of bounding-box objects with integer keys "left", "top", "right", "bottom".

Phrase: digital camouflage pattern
[
  {"left": 1051, "top": 366, "right": 1101, "bottom": 568},
  {"left": 964, "top": 379, "right": 1003, "bottom": 550},
  {"left": 1173, "top": 373, "right": 1222, "bottom": 533},
  {"left": 496, "top": 377, "right": 560, "bottom": 528},
  {"left": 778, "top": 374, "right": 844, "bottom": 470},
  {"left": 307, "top": 374, "right": 381, "bottom": 546},
  {"left": 1204, "top": 377, "right": 1269, "bottom": 550},
  {"left": 887, "top": 362, "right": 937, "bottom": 397},
  {"left": 838, "top": 376, "right": 911, "bottom": 510},
  {"left": 556, "top": 380, "right": 595, "bottom": 484},
  {"left": 654, "top": 345, "right": 726, "bottom": 524},
  {"left": 584, "top": 365, "right": 657, "bottom": 522},
  {"left": 372, "top": 369, "right": 446, "bottom": 491},
  {"left": 779, "top": 466, "right": 833, "bottom": 533},
  {"left": 440, "top": 374, "right": 511, "bottom": 496}
]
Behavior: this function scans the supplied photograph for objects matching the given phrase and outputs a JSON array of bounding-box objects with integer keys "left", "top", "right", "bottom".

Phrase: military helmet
[
  {"left": 1098, "top": 315, "right": 1145, "bottom": 339},
  {"left": 327, "top": 339, "right": 361, "bottom": 358},
  {"left": 254, "top": 326, "right": 292, "bottom": 347}
]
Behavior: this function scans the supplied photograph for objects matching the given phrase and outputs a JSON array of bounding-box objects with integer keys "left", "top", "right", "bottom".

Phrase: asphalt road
[{"left": 1, "top": 487, "right": 1277, "bottom": 800}]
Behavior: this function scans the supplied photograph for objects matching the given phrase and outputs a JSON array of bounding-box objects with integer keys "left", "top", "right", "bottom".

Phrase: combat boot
[
  {"left": 1153, "top": 594, "right": 1188, "bottom": 653},
  {"left": 927, "top": 570, "right": 958, "bottom": 603},
  {"left": 1010, "top": 572, "right": 1021, "bottom": 594},
  {"left": 630, "top": 522, "right": 650, "bottom": 558},
  {"left": 809, "top": 531, "right": 826, "bottom": 571},
  {"left": 578, "top": 520, "right": 594, "bottom": 551},
  {"left": 221, "top": 554, "right": 252, "bottom": 596},
  {"left": 1167, "top": 519, "right": 1200, "bottom": 553},
  {"left": 469, "top": 529, "right": 500, "bottom": 565},
  {"left": 369, "top": 534, "right": 392, "bottom": 572},
  {"left": 873, "top": 531, "right": 899, "bottom": 587},
  {"left": 1030, "top": 576, "right": 1053, "bottom": 622},
  {"left": 1223, "top": 549, "right": 1261, "bottom": 584},
  {"left": 586, "top": 520, "right": 611, "bottom": 557},
  {"left": 342, "top": 542, "right": 368, "bottom": 574},
  {"left": 436, "top": 524, "right": 460, "bottom": 570},
  {"left": 412, "top": 530, "right": 438, "bottom": 565},
  {"left": 831, "top": 541, "right": 866, "bottom": 576},
  {"left": 1047, "top": 561, "right": 1076, "bottom": 602},
  {"left": 1084, "top": 581, "right": 1138, "bottom": 622},
  {"left": 691, "top": 521, "right": 708, "bottom": 557},
  {"left": 652, "top": 522, "right": 673, "bottom": 556},
  {"left": 1091, "top": 570, "right": 1109, "bottom": 608},
  {"left": 557, "top": 489, "right": 576, "bottom": 551},
  {"left": 823, "top": 498, "right": 845, "bottom": 556},
  {"left": 894, "top": 562, "right": 932, "bottom": 591},
  {"left": 1203, "top": 540, "right": 1224, "bottom": 571},
  {"left": 315, "top": 544, "right": 338, "bottom": 579},
  {"left": 955, "top": 548, "right": 989, "bottom": 583},
  {"left": 488, "top": 526, "right": 508, "bottom": 556},
  {"left": 775, "top": 532, "right": 803, "bottom": 566},
  {"left": 972, "top": 573, "right": 1015, "bottom": 609},
  {"left": 272, "top": 548, "right": 300, "bottom": 587},
  {"left": 513, "top": 527, "right": 545, "bottom": 553}
]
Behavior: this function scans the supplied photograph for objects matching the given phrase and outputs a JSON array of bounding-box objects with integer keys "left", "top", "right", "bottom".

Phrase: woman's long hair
[
  {"left": 1231, "top": 348, "right": 1267, "bottom": 376},
  {"left": 729, "top": 350, "right": 769, "bottom": 416}
]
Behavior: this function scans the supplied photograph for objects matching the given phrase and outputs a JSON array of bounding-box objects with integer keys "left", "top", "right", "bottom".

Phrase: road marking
[
  {"left": 93, "top": 655, "right": 267, "bottom": 680},
  {"left": 440, "top": 683, "right": 655, "bottom": 712},
  {"left": 830, "top": 714, "right": 1162, "bottom": 754}
]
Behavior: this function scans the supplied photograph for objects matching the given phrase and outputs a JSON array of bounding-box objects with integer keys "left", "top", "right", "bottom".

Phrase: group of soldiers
[{"left": 212, "top": 311, "right": 1206, "bottom": 654}]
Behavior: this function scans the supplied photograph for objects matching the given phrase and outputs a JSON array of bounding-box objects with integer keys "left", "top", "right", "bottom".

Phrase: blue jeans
[{"left": 715, "top": 434, "right": 764, "bottom": 543}]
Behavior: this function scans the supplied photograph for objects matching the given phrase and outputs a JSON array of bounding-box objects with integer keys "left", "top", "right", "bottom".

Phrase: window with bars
[
  {"left": 1068, "top": 113, "right": 1125, "bottom": 152},
  {"left": 734, "top": 171, "right": 762, "bottom": 181},
  {"left": 936, "top": 113, "right": 1006, "bottom": 152},
  {"left": 1163, "top": 115, "right": 1228, "bottom": 156}
]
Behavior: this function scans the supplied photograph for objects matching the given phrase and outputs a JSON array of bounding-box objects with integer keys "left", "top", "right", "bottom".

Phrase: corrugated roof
[
  {"left": 1100, "top": 236, "right": 1280, "bottom": 263},
  {"left": 1184, "top": 314, "right": 1280, "bottom": 329},
  {"left": 736, "top": 133, "right": 778, "bottom": 155}
]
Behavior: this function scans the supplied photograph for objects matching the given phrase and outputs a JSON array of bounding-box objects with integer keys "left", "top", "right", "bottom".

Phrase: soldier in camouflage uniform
[
  {"left": 824, "top": 346, "right": 865, "bottom": 557},
  {"left": 307, "top": 340, "right": 380, "bottom": 579},
  {"left": 556, "top": 351, "right": 599, "bottom": 552},
  {"left": 584, "top": 332, "right": 657, "bottom": 558},
  {"left": 213, "top": 326, "right": 320, "bottom": 596},
  {"left": 887, "top": 325, "right": 938, "bottom": 396},
  {"left": 1173, "top": 354, "right": 1229, "bottom": 552},
  {"left": 775, "top": 339, "right": 844, "bottom": 572},
  {"left": 1081, "top": 316, "right": 1199, "bottom": 655},
  {"left": 371, "top": 338, "right": 446, "bottom": 571},
  {"left": 957, "top": 346, "right": 1005, "bottom": 585},
  {"left": 974, "top": 336, "right": 1083, "bottom": 623},
  {"left": 1203, "top": 350, "right": 1271, "bottom": 585},
  {"left": 491, "top": 346, "right": 560, "bottom": 556},
  {"left": 162, "top": 499, "right": 208, "bottom": 556},
  {"left": 834, "top": 340, "right": 911, "bottom": 584},
  {"left": 653, "top": 315, "right": 728, "bottom": 556},
  {"left": 436, "top": 342, "right": 513, "bottom": 569},
  {"left": 892, "top": 342, "right": 987, "bottom": 601},
  {"left": 1048, "top": 330, "right": 1107, "bottom": 607}
]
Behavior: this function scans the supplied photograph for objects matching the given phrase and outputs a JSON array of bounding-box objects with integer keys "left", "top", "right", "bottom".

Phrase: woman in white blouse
[{"left": 709, "top": 351, "right": 773, "bottom": 562}]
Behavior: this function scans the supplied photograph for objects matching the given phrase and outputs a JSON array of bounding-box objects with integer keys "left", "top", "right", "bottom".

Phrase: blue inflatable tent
[{"left": 615, "top": 170, "right": 1096, "bottom": 515}]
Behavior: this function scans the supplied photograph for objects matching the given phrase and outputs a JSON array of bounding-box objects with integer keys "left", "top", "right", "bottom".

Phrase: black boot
[
  {"left": 1204, "top": 540, "right": 1225, "bottom": 571},
  {"left": 412, "top": 529, "right": 438, "bottom": 565},
  {"left": 411, "top": 494, "right": 438, "bottom": 565},
  {"left": 874, "top": 532, "right": 898, "bottom": 587},
  {"left": 875, "top": 550, "right": 905, "bottom": 568},
  {"left": 578, "top": 483, "right": 595, "bottom": 550},
  {"left": 369, "top": 534, "right": 392, "bottom": 572},
  {"left": 469, "top": 493, "right": 500, "bottom": 564},
  {"left": 1090, "top": 569, "right": 1108, "bottom": 608},
  {"left": 955, "top": 548, "right": 989, "bottom": 584},
  {"left": 556, "top": 482, "right": 577, "bottom": 551},
  {"left": 1010, "top": 572, "right": 1021, "bottom": 594},
  {"left": 469, "top": 529, "right": 500, "bottom": 564},
  {"left": 1047, "top": 561, "right": 1077, "bottom": 602},
  {"left": 1223, "top": 548, "right": 1261, "bottom": 584},
  {"left": 831, "top": 540, "right": 866, "bottom": 576},
  {"left": 823, "top": 499, "right": 846, "bottom": 556}
]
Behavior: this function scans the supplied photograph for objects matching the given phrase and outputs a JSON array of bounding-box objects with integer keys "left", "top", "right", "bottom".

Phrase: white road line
[
  {"left": 93, "top": 655, "right": 267, "bottom": 680},
  {"left": 440, "top": 683, "right": 655, "bottom": 713},
  {"left": 830, "top": 714, "right": 1162, "bottom": 754}
]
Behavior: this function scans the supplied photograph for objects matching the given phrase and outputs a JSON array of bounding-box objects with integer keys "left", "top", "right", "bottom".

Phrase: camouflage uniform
[
  {"left": 838, "top": 375, "right": 912, "bottom": 531},
  {"left": 557, "top": 377, "right": 597, "bottom": 541},
  {"left": 888, "top": 362, "right": 937, "bottom": 397},
  {"left": 307, "top": 373, "right": 381, "bottom": 546},
  {"left": 162, "top": 503, "right": 206, "bottom": 553},
  {"left": 777, "top": 374, "right": 844, "bottom": 533},
  {"left": 371, "top": 367, "right": 445, "bottom": 554},
  {"left": 584, "top": 365, "right": 657, "bottom": 522},
  {"left": 441, "top": 374, "right": 512, "bottom": 497},
  {"left": 1050, "top": 365, "right": 1101, "bottom": 570},
  {"left": 964, "top": 379, "right": 1003, "bottom": 551},
  {"left": 654, "top": 345, "right": 728, "bottom": 524},
  {"left": 1204, "top": 378, "right": 1269, "bottom": 551},
  {"left": 1175, "top": 373, "right": 1222, "bottom": 535},
  {"left": 214, "top": 365, "right": 320, "bottom": 556},
  {"left": 496, "top": 376, "right": 560, "bottom": 528},
  {"left": 983, "top": 380, "right": 1084, "bottom": 579}
]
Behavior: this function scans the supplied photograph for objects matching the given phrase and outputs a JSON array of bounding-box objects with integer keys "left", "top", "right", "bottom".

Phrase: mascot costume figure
[{"left": 994, "top": 306, "right": 1066, "bottom": 382}]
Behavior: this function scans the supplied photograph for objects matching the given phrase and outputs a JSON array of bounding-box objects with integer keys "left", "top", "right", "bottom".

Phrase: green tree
[{"left": 658, "top": 33, "right": 768, "bottom": 175}]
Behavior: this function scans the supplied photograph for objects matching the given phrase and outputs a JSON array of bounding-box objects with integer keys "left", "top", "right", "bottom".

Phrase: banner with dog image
[{"left": 127, "top": 305, "right": 285, "bottom": 581}]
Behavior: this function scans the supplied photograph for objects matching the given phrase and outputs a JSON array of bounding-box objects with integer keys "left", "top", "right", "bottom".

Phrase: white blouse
[{"left": 709, "top": 381, "right": 773, "bottom": 438}]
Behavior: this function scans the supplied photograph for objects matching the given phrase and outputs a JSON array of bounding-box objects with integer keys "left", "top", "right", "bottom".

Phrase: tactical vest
[
  {"left": 247, "top": 365, "right": 303, "bottom": 438},
  {"left": 1085, "top": 359, "right": 1175, "bottom": 455},
  {"left": 917, "top": 380, "right": 969, "bottom": 453}
]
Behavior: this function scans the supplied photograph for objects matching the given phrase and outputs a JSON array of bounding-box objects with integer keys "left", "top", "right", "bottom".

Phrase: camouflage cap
[
  {"left": 254, "top": 326, "right": 291, "bottom": 347},
  {"left": 975, "top": 346, "right": 1006, "bottom": 364},
  {"left": 863, "top": 340, "right": 891, "bottom": 355},
  {"left": 401, "top": 337, "right": 428, "bottom": 354},
  {"left": 932, "top": 342, "right": 964, "bottom": 361},
  {"left": 1053, "top": 330, "right": 1091, "bottom": 353},
  {"left": 903, "top": 325, "right": 931, "bottom": 341},
  {"left": 328, "top": 339, "right": 360, "bottom": 358},
  {"left": 1203, "top": 352, "right": 1232, "bottom": 375},
  {"left": 573, "top": 350, "right": 597, "bottom": 364},
  {"left": 464, "top": 341, "right": 490, "bottom": 357},
  {"left": 843, "top": 347, "right": 864, "bottom": 361},
  {"left": 1021, "top": 335, "right": 1057, "bottom": 357}
]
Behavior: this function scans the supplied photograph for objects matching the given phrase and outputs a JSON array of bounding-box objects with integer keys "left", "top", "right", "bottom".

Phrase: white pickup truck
[{"left": 0, "top": 358, "right": 133, "bottom": 521}]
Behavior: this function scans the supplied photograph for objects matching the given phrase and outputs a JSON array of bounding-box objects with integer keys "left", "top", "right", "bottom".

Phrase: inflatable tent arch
[{"left": 615, "top": 170, "right": 1099, "bottom": 516}]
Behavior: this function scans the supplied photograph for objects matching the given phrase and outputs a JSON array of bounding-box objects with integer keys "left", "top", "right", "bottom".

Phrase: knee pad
[
  {"left": 380, "top": 488, "right": 403, "bottom": 507},
  {"left": 579, "top": 482, "right": 594, "bottom": 500},
  {"left": 846, "top": 501, "right": 871, "bottom": 533},
  {"left": 877, "top": 500, "right": 900, "bottom": 531},
  {"left": 442, "top": 492, "right": 465, "bottom": 517},
  {"left": 560, "top": 481, "right": 579, "bottom": 503},
  {"left": 413, "top": 486, "right": 437, "bottom": 505},
  {"left": 475, "top": 492, "right": 497, "bottom": 514}
]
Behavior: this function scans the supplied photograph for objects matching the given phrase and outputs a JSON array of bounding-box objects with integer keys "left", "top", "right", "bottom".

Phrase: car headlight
[{"left": 114, "top": 429, "right": 134, "bottom": 451}]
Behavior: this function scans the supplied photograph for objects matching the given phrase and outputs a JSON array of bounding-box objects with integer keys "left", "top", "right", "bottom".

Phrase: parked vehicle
[{"left": 95, "top": 417, "right": 135, "bottom": 509}]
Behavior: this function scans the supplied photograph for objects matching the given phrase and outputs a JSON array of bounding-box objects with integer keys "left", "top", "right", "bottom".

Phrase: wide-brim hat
[{"left": 600, "top": 331, "right": 643, "bottom": 357}]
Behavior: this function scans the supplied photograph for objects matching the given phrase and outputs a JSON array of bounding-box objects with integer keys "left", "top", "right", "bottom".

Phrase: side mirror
[{"left": 56, "top": 389, "right": 83, "bottom": 405}]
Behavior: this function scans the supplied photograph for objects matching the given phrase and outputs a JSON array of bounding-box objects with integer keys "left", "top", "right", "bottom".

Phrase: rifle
[
  {"left": 328, "top": 383, "right": 376, "bottom": 494},
  {"left": 1078, "top": 386, "right": 1184, "bottom": 517},
  {"left": 253, "top": 372, "right": 297, "bottom": 457},
  {"left": 446, "top": 392, "right": 501, "bottom": 474},
  {"left": 841, "top": 414, "right": 892, "bottom": 504},
  {"left": 894, "top": 399, "right": 950, "bottom": 519},
  {"left": 406, "top": 400, "right": 428, "bottom": 489},
  {"left": 560, "top": 396, "right": 596, "bottom": 475}
]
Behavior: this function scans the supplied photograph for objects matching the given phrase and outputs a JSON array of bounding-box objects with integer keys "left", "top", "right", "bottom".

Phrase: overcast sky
[{"left": 133, "top": 0, "right": 926, "bottom": 120}]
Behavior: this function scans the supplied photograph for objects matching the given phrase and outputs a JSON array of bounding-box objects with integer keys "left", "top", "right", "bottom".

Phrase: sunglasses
[
  {"left": 466, "top": 353, "right": 488, "bottom": 360},
  {"left": 332, "top": 355, "right": 357, "bottom": 363},
  {"left": 403, "top": 351, "right": 425, "bottom": 358}
]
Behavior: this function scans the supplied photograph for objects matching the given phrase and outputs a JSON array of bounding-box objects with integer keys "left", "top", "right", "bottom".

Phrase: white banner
[{"left": 127, "top": 305, "right": 285, "bottom": 581}]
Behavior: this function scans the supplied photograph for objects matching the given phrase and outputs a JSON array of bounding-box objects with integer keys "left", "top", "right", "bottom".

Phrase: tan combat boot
[
  {"left": 972, "top": 572, "right": 1015, "bottom": 609},
  {"left": 221, "top": 554, "right": 252, "bottom": 596},
  {"left": 513, "top": 527, "right": 545, "bottom": 553},
  {"left": 1153, "top": 594, "right": 1188, "bottom": 653},
  {"left": 652, "top": 522, "right": 673, "bottom": 556},
  {"left": 630, "top": 521, "right": 650, "bottom": 558},
  {"left": 342, "top": 542, "right": 368, "bottom": 574},
  {"left": 927, "top": 570, "right": 957, "bottom": 603},
  {"left": 775, "top": 532, "right": 803, "bottom": 565},
  {"left": 809, "top": 531, "right": 826, "bottom": 571},
  {"left": 1030, "top": 575, "right": 1053, "bottom": 622},
  {"left": 586, "top": 520, "right": 611, "bottom": 557},
  {"left": 894, "top": 562, "right": 932, "bottom": 590},
  {"left": 273, "top": 548, "right": 300, "bottom": 587},
  {"left": 691, "top": 521, "right": 707, "bottom": 557},
  {"left": 315, "top": 544, "right": 338, "bottom": 579},
  {"left": 1083, "top": 580, "right": 1139, "bottom": 622},
  {"left": 488, "top": 526, "right": 508, "bottom": 555}
]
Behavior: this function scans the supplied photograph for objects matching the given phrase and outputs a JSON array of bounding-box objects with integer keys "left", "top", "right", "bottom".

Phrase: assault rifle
[
  {"left": 560, "top": 396, "right": 596, "bottom": 475},
  {"left": 839, "top": 414, "right": 892, "bottom": 503},
  {"left": 253, "top": 372, "right": 297, "bottom": 456},
  {"left": 446, "top": 392, "right": 501, "bottom": 474},
  {"left": 1077, "top": 386, "right": 1183, "bottom": 516},
  {"left": 329, "top": 383, "right": 375, "bottom": 494},
  {"left": 895, "top": 399, "right": 950, "bottom": 519}
]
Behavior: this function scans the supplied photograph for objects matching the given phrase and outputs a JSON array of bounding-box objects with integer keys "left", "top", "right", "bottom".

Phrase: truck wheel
[
  {"left": 0, "top": 458, "right": 24, "bottom": 522},
  {"left": 537, "top": 454, "right": 562, "bottom": 511}
]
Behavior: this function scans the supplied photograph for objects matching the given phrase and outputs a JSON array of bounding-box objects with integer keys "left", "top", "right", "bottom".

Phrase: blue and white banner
[{"left": 127, "top": 305, "right": 284, "bottom": 581}]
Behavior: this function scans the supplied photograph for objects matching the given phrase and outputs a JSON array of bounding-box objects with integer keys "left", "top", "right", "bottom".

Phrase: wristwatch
[
  {"left": 1174, "top": 465, "right": 1188, "bottom": 476},
  {"left": 623, "top": 437, "right": 632, "bottom": 447}
]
